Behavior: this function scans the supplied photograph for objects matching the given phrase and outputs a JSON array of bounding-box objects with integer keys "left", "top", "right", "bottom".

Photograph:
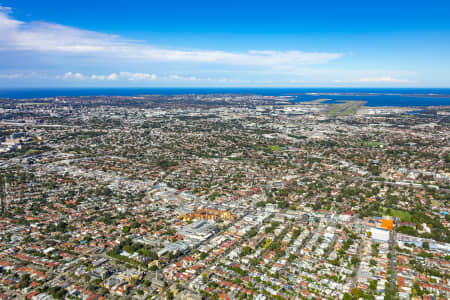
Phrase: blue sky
[{"left": 0, "top": 0, "right": 449, "bottom": 87}]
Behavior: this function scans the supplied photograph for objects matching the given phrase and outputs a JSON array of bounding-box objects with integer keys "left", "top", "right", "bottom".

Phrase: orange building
[
  {"left": 183, "top": 209, "right": 235, "bottom": 222},
  {"left": 381, "top": 219, "right": 394, "bottom": 231}
]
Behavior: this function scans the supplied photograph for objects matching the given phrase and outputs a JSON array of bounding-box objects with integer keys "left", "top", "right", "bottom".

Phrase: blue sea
[{"left": 0, "top": 88, "right": 450, "bottom": 107}]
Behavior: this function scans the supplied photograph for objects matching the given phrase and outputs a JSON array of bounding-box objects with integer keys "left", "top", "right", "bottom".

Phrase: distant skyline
[{"left": 0, "top": 0, "right": 450, "bottom": 88}]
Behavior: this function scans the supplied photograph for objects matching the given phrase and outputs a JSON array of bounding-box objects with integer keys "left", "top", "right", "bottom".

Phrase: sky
[{"left": 0, "top": 0, "right": 450, "bottom": 88}]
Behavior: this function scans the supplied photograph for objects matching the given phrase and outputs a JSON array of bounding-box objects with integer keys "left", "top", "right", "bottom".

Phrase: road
[
  {"left": 389, "top": 227, "right": 397, "bottom": 295},
  {"left": 350, "top": 238, "right": 363, "bottom": 290}
]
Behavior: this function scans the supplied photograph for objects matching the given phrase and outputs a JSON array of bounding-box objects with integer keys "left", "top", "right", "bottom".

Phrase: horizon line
[{"left": 1, "top": 86, "right": 450, "bottom": 90}]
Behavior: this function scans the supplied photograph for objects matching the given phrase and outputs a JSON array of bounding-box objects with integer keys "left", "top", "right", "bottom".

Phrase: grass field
[
  {"left": 300, "top": 98, "right": 331, "bottom": 104},
  {"left": 24, "top": 149, "right": 39, "bottom": 156},
  {"left": 363, "top": 141, "right": 384, "bottom": 147},
  {"left": 381, "top": 207, "right": 412, "bottom": 222},
  {"left": 268, "top": 145, "right": 282, "bottom": 151},
  {"left": 431, "top": 200, "right": 442, "bottom": 207},
  {"left": 327, "top": 100, "right": 366, "bottom": 117}
]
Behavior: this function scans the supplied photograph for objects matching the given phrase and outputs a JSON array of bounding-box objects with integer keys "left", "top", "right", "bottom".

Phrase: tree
[
  {"left": 343, "top": 293, "right": 352, "bottom": 300},
  {"left": 369, "top": 280, "right": 377, "bottom": 291},
  {"left": 256, "top": 201, "right": 266, "bottom": 207},
  {"left": 241, "top": 246, "right": 253, "bottom": 257},
  {"left": 351, "top": 288, "right": 362, "bottom": 299},
  {"left": 351, "top": 256, "right": 359, "bottom": 265},
  {"left": 167, "top": 291, "right": 174, "bottom": 300}
]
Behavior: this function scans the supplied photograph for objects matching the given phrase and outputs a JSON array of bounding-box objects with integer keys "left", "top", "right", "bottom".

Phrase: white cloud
[
  {"left": 62, "top": 71, "right": 242, "bottom": 84},
  {"left": 0, "top": 73, "right": 25, "bottom": 79},
  {"left": 0, "top": 5, "right": 342, "bottom": 67},
  {"left": 359, "top": 76, "right": 410, "bottom": 83},
  {"left": 119, "top": 72, "right": 156, "bottom": 81},
  {"left": 63, "top": 72, "right": 85, "bottom": 80},
  {"left": 107, "top": 73, "right": 118, "bottom": 80},
  {"left": 61, "top": 72, "right": 157, "bottom": 81},
  {"left": 334, "top": 76, "right": 410, "bottom": 84},
  {"left": 169, "top": 74, "right": 198, "bottom": 81},
  {"left": 90, "top": 74, "right": 105, "bottom": 80},
  {"left": 168, "top": 74, "right": 249, "bottom": 83},
  {"left": 288, "top": 79, "right": 306, "bottom": 83}
]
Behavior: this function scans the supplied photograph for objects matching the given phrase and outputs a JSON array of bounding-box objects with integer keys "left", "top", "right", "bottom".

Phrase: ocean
[{"left": 0, "top": 88, "right": 450, "bottom": 107}]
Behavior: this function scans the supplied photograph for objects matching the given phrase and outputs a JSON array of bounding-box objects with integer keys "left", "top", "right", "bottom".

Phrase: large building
[
  {"left": 178, "top": 220, "right": 218, "bottom": 243},
  {"left": 183, "top": 208, "right": 235, "bottom": 222}
]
